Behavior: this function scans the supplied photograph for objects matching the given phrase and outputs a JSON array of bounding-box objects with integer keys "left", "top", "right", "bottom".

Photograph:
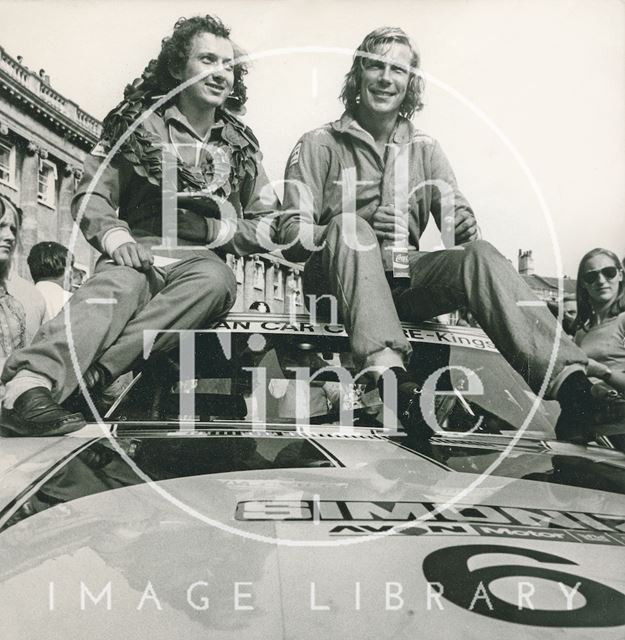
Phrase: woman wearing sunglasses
[{"left": 574, "top": 248, "right": 625, "bottom": 401}]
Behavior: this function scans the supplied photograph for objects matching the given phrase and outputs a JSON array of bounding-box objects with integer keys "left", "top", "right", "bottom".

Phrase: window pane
[
  {"left": 38, "top": 162, "right": 57, "bottom": 206},
  {"left": 253, "top": 262, "right": 265, "bottom": 291},
  {"left": 37, "top": 170, "right": 48, "bottom": 197},
  {"left": 274, "top": 270, "right": 284, "bottom": 299},
  {"left": 0, "top": 144, "right": 12, "bottom": 182}
]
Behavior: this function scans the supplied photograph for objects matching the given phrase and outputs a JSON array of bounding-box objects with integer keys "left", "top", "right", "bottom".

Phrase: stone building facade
[
  {"left": 0, "top": 45, "right": 101, "bottom": 278},
  {"left": 227, "top": 253, "right": 305, "bottom": 315}
]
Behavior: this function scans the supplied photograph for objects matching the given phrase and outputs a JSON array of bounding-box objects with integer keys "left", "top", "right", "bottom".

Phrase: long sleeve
[
  {"left": 205, "top": 154, "right": 281, "bottom": 257},
  {"left": 278, "top": 135, "right": 330, "bottom": 263},
  {"left": 71, "top": 152, "right": 134, "bottom": 255}
]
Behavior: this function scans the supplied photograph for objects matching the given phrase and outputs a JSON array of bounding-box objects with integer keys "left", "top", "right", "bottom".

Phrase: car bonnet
[{"left": 0, "top": 430, "right": 624, "bottom": 638}]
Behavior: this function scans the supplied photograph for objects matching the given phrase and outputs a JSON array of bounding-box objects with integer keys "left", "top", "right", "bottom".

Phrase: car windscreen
[
  {"left": 109, "top": 328, "right": 558, "bottom": 437},
  {"left": 0, "top": 436, "right": 336, "bottom": 534}
]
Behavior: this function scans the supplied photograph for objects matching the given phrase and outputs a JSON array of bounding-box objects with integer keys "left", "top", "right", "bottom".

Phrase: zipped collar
[
  {"left": 163, "top": 104, "right": 224, "bottom": 142},
  {"left": 330, "top": 111, "right": 413, "bottom": 144}
]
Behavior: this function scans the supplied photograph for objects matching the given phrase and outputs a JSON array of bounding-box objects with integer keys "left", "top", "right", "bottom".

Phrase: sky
[{"left": 1, "top": 0, "right": 624, "bottom": 276}]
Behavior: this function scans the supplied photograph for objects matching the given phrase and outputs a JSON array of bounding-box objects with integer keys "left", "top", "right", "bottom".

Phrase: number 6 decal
[{"left": 422, "top": 545, "right": 625, "bottom": 627}]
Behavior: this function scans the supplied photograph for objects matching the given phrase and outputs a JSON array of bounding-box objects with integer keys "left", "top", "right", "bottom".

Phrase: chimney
[{"left": 518, "top": 249, "right": 535, "bottom": 275}]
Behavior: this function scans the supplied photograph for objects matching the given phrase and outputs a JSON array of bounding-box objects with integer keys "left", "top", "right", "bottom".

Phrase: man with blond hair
[{"left": 278, "top": 26, "right": 600, "bottom": 443}]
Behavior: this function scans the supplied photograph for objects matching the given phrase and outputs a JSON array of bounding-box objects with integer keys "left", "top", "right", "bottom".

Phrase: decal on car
[
  {"left": 235, "top": 500, "right": 625, "bottom": 547},
  {"left": 422, "top": 544, "right": 625, "bottom": 627},
  {"left": 208, "top": 320, "right": 498, "bottom": 352}
]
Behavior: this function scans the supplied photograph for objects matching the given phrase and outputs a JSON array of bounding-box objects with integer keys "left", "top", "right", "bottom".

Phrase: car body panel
[{"left": 1, "top": 429, "right": 625, "bottom": 638}]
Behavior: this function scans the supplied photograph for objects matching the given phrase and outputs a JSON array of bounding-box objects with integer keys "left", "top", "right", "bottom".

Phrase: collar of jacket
[
  {"left": 161, "top": 104, "right": 260, "bottom": 154},
  {"left": 330, "top": 111, "right": 413, "bottom": 144},
  {"left": 162, "top": 104, "right": 225, "bottom": 142}
]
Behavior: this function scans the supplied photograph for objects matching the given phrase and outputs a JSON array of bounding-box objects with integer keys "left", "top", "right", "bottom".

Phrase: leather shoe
[
  {"left": 83, "top": 362, "right": 111, "bottom": 393},
  {"left": 62, "top": 363, "right": 113, "bottom": 419},
  {"left": 555, "top": 372, "right": 596, "bottom": 444},
  {"left": 1, "top": 387, "right": 86, "bottom": 437}
]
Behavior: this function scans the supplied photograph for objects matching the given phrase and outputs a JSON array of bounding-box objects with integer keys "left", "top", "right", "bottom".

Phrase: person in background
[
  {"left": 573, "top": 248, "right": 625, "bottom": 397},
  {"left": 562, "top": 295, "right": 578, "bottom": 335},
  {"left": 546, "top": 294, "right": 577, "bottom": 336},
  {"left": 27, "top": 241, "right": 74, "bottom": 321},
  {"left": 0, "top": 196, "right": 45, "bottom": 371}
]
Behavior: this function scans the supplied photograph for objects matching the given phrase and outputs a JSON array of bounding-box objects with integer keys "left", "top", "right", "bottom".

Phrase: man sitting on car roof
[
  {"left": 1, "top": 15, "right": 279, "bottom": 436},
  {"left": 277, "top": 26, "right": 604, "bottom": 443}
]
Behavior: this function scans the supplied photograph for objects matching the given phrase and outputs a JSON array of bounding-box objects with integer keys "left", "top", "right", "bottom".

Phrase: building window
[
  {"left": 253, "top": 260, "right": 265, "bottom": 291},
  {"left": 38, "top": 158, "right": 57, "bottom": 208},
  {"left": 286, "top": 271, "right": 302, "bottom": 306},
  {"left": 235, "top": 257, "right": 244, "bottom": 284},
  {"left": 295, "top": 275, "right": 303, "bottom": 306},
  {"left": 0, "top": 140, "right": 16, "bottom": 187},
  {"left": 286, "top": 272, "right": 295, "bottom": 296},
  {"left": 274, "top": 268, "right": 284, "bottom": 300}
]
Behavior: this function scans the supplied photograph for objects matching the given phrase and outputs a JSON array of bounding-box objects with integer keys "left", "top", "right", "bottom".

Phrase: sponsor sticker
[
  {"left": 235, "top": 500, "right": 625, "bottom": 547},
  {"left": 209, "top": 319, "right": 497, "bottom": 351}
]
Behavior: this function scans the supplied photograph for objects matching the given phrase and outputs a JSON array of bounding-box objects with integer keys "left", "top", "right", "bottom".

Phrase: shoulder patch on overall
[
  {"left": 310, "top": 126, "right": 331, "bottom": 137},
  {"left": 288, "top": 141, "right": 302, "bottom": 168}
]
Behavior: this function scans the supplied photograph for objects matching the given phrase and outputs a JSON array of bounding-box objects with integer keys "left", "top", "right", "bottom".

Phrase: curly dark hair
[
  {"left": 109, "top": 15, "right": 248, "bottom": 120},
  {"left": 151, "top": 15, "right": 248, "bottom": 110},
  {"left": 340, "top": 26, "right": 425, "bottom": 119},
  {"left": 574, "top": 247, "right": 625, "bottom": 333}
]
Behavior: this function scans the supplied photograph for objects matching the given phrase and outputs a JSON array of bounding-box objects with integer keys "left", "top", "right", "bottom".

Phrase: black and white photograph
[{"left": 0, "top": 0, "right": 624, "bottom": 638}]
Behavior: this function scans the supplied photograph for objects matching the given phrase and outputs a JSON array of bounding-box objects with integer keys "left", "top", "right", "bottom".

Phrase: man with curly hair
[
  {"left": 1, "top": 15, "right": 279, "bottom": 435},
  {"left": 278, "top": 26, "right": 600, "bottom": 443}
]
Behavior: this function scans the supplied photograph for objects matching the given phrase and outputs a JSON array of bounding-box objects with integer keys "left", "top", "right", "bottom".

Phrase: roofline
[{"left": 0, "top": 45, "right": 101, "bottom": 149}]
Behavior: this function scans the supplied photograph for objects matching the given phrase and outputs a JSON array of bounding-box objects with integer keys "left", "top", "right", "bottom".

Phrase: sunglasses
[{"left": 582, "top": 266, "right": 620, "bottom": 285}]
